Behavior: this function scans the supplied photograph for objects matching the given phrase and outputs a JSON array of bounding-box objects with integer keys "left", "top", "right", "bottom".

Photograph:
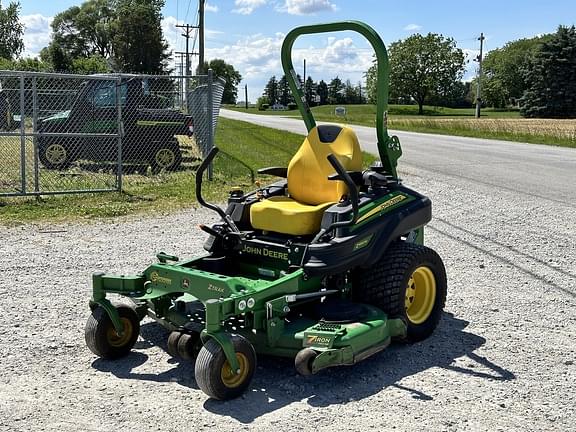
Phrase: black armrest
[
  {"left": 327, "top": 171, "right": 364, "bottom": 185},
  {"left": 257, "top": 167, "right": 288, "bottom": 178}
]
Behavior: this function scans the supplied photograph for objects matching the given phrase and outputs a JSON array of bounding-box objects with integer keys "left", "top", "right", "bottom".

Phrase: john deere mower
[{"left": 85, "top": 21, "right": 447, "bottom": 400}]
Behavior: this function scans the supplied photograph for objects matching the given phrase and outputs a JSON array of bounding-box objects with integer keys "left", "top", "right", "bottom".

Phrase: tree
[
  {"left": 482, "top": 34, "right": 551, "bottom": 107},
  {"left": 317, "top": 80, "right": 328, "bottom": 105},
  {"left": 43, "top": 0, "right": 169, "bottom": 74},
  {"left": 0, "top": 1, "right": 24, "bottom": 60},
  {"left": 49, "top": 0, "right": 115, "bottom": 60},
  {"left": 264, "top": 76, "right": 278, "bottom": 105},
  {"left": 520, "top": 26, "right": 576, "bottom": 118},
  {"left": 367, "top": 33, "right": 465, "bottom": 114},
  {"left": 328, "top": 76, "right": 345, "bottom": 104},
  {"left": 112, "top": 0, "right": 170, "bottom": 73},
  {"left": 199, "top": 59, "right": 242, "bottom": 104},
  {"left": 304, "top": 76, "right": 316, "bottom": 105},
  {"left": 278, "top": 75, "right": 292, "bottom": 106}
]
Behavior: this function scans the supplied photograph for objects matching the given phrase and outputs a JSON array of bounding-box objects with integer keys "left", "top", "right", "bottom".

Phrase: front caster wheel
[
  {"left": 85, "top": 303, "right": 140, "bottom": 359},
  {"left": 195, "top": 335, "right": 256, "bottom": 400}
]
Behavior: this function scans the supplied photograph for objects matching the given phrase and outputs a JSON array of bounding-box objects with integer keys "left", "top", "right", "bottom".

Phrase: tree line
[
  {"left": 365, "top": 25, "right": 576, "bottom": 118},
  {"left": 259, "top": 74, "right": 365, "bottom": 109}
]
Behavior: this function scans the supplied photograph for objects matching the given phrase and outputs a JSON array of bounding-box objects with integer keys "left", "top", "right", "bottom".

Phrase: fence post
[
  {"left": 116, "top": 75, "right": 123, "bottom": 192},
  {"left": 207, "top": 69, "right": 214, "bottom": 180},
  {"left": 32, "top": 75, "right": 39, "bottom": 193},
  {"left": 19, "top": 73, "right": 26, "bottom": 194}
]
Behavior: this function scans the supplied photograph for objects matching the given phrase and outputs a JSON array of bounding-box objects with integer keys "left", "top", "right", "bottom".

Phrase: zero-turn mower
[{"left": 85, "top": 21, "right": 447, "bottom": 400}]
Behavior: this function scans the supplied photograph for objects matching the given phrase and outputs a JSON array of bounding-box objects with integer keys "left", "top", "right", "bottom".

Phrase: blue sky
[{"left": 19, "top": 0, "right": 576, "bottom": 101}]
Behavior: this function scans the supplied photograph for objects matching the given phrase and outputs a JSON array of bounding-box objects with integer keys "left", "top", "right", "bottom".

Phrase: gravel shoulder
[{"left": 1, "top": 157, "right": 575, "bottom": 431}]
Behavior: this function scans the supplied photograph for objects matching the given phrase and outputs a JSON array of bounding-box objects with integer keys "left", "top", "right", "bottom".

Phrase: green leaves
[
  {"left": 366, "top": 33, "right": 465, "bottom": 114},
  {"left": 521, "top": 26, "right": 576, "bottom": 118},
  {"left": 0, "top": 1, "right": 24, "bottom": 61}
]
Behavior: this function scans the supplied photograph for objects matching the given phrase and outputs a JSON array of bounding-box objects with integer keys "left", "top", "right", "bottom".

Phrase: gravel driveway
[{"left": 1, "top": 162, "right": 575, "bottom": 431}]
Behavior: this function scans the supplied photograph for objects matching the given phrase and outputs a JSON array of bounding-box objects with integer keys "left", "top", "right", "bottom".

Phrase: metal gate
[{"left": 0, "top": 70, "right": 223, "bottom": 197}]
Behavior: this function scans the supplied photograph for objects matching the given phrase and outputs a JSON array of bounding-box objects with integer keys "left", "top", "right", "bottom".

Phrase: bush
[{"left": 287, "top": 102, "right": 297, "bottom": 110}]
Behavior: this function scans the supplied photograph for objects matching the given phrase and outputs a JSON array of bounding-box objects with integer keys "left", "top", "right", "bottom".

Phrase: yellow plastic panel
[
  {"left": 250, "top": 196, "right": 335, "bottom": 236},
  {"left": 287, "top": 126, "right": 362, "bottom": 205}
]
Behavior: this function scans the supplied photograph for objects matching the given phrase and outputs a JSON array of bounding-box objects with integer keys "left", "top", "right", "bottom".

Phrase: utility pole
[
  {"left": 176, "top": 23, "right": 194, "bottom": 76},
  {"left": 245, "top": 84, "right": 248, "bottom": 109},
  {"left": 198, "top": 0, "right": 206, "bottom": 73},
  {"left": 475, "top": 32, "right": 485, "bottom": 119},
  {"left": 303, "top": 59, "right": 307, "bottom": 103}
]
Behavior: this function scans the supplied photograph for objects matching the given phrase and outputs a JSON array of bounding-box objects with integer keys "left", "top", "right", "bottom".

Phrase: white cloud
[
  {"left": 232, "top": 0, "right": 267, "bottom": 15},
  {"left": 403, "top": 23, "right": 422, "bottom": 32},
  {"left": 205, "top": 32, "right": 372, "bottom": 102},
  {"left": 279, "top": 0, "right": 337, "bottom": 15},
  {"left": 21, "top": 14, "right": 52, "bottom": 58},
  {"left": 205, "top": 3, "right": 219, "bottom": 12}
]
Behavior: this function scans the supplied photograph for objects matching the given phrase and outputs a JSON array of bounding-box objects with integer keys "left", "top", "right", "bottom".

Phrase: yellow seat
[{"left": 250, "top": 125, "right": 362, "bottom": 235}]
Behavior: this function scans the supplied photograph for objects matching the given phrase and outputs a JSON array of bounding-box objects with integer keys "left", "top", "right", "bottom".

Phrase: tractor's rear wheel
[
  {"left": 195, "top": 335, "right": 256, "bottom": 400},
  {"left": 85, "top": 303, "right": 140, "bottom": 359},
  {"left": 353, "top": 241, "right": 447, "bottom": 342},
  {"left": 39, "top": 142, "right": 74, "bottom": 170},
  {"left": 149, "top": 140, "right": 182, "bottom": 173}
]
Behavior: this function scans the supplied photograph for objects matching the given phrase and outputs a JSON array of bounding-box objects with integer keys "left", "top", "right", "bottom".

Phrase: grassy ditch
[{"left": 0, "top": 117, "right": 375, "bottom": 224}]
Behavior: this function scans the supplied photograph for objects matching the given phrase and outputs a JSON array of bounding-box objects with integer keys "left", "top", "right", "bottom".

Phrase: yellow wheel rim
[
  {"left": 45, "top": 144, "right": 67, "bottom": 165},
  {"left": 106, "top": 317, "right": 133, "bottom": 348},
  {"left": 405, "top": 266, "right": 436, "bottom": 325},
  {"left": 155, "top": 149, "right": 175, "bottom": 168},
  {"left": 220, "top": 353, "right": 249, "bottom": 388}
]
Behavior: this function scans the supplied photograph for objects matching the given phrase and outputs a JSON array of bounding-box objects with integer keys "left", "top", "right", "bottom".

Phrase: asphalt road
[{"left": 220, "top": 109, "right": 576, "bottom": 203}]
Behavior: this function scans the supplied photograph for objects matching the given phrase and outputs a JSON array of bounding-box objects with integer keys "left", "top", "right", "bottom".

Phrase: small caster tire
[
  {"left": 177, "top": 332, "right": 202, "bottom": 361},
  {"left": 295, "top": 348, "right": 318, "bottom": 376},
  {"left": 195, "top": 335, "right": 256, "bottom": 400},
  {"left": 85, "top": 303, "right": 140, "bottom": 359},
  {"left": 167, "top": 331, "right": 183, "bottom": 358}
]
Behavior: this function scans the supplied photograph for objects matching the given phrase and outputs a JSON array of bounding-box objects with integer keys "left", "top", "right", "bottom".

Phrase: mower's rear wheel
[
  {"left": 353, "top": 241, "right": 447, "bottom": 342},
  {"left": 195, "top": 335, "right": 256, "bottom": 400},
  {"left": 85, "top": 303, "right": 140, "bottom": 359}
]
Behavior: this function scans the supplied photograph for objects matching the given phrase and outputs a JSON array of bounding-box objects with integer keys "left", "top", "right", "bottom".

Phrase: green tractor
[{"left": 85, "top": 21, "right": 447, "bottom": 400}]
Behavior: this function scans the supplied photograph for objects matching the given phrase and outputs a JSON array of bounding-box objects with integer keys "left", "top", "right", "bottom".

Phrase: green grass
[
  {"left": 0, "top": 117, "right": 376, "bottom": 224},
  {"left": 225, "top": 104, "right": 522, "bottom": 123}
]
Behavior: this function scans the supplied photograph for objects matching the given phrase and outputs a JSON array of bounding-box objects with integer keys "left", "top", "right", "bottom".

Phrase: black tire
[
  {"left": 167, "top": 331, "right": 183, "bottom": 358},
  {"left": 177, "top": 332, "right": 202, "bottom": 361},
  {"left": 353, "top": 242, "right": 447, "bottom": 342},
  {"left": 195, "top": 335, "right": 256, "bottom": 400},
  {"left": 38, "top": 142, "right": 74, "bottom": 170},
  {"left": 295, "top": 348, "right": 318, "bottom": 376},
  {"left": 85, "top": 303, "right": 140, "bottom": 359},
  {"left": 149, "top": 139, "right": 182, "bottom": 174}
]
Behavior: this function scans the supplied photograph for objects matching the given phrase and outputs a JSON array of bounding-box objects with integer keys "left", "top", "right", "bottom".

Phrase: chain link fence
[{"left": 0, "top": 70, "right": 224, "bottom": 197}]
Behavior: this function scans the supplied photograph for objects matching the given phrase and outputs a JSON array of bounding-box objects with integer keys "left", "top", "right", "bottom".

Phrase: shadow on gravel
[
  {"left": 91, "top": 322, "right": 199, "bottom": 390},
  {"left": 90, "top": 313, "right": 514, "bottom": 423},
  {"left": 203, "top": 312, "right": 515, "bottom": 423}
]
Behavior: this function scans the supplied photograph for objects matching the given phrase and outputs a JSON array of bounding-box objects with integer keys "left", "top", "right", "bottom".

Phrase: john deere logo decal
[{"left": 182, "top": 278, "right": 190, "bottom": 289}]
